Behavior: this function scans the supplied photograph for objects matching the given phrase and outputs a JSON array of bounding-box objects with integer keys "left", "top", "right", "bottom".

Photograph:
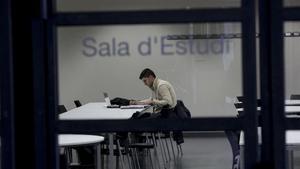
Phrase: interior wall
[
  {"left": 285, "top": 22, "right": 300, "bottom": 98},
  {"left": 58, "top": 24, "right": 242, "bottom": 117}
]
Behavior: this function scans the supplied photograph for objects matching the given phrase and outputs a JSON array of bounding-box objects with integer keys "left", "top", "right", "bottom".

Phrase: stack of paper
[{"left": 120, "top": 105, "right": 149, "bottom": 109}]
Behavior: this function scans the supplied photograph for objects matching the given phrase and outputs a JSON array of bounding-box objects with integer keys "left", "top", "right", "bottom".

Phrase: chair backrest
[
  {"left": 236, "top": 96, "right": 261, "bottom": 106},
  {"left": 234, "top": 103, "right": 243, "bottom": 109},
  {"left": 290, "top": 94, "right": 300, "bottom": 100},
  {"left": 236, "top": 96, "right": 244, "bottom": 102},
  {"left": 58, "top": 105, "right": 67, "bottom": 114},
  {"left": 74, "top": 100, "right": 82, "bottom": 107}
]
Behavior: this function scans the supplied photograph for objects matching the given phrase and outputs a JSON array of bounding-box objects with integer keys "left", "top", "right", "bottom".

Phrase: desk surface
[
  {"left": 239, "top": 128, "right": 300, "bottom": 146},
  {"left": 236, "top": 106, "right": 300, "bottom": 113},
  {"left": 236, "top": 100, "right": 300, "bottom": 105},
  {"left": 59, "top": 134, "right": 105, "bottom": 146},
  {"left": 59, "top": 102, "right": 145, "bottom": 120},
  {"left": 286, "top": 106, "right": 300, "bottom": 112},
  {"left": 285, "top": 100, "right": 300, "bottom": 105}
]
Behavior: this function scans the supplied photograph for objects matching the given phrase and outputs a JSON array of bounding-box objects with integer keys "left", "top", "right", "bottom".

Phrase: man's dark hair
[{"left": 139, "top": 68, "right": 156, "bottom": 79}]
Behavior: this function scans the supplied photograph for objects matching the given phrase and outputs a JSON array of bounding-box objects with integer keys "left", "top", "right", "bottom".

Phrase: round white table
[
  {"left": 59, "top": 134, "right": 105, "bottom": 169},
  {"left": 59, "top": 134, "right": 104, "bottom": 146}
]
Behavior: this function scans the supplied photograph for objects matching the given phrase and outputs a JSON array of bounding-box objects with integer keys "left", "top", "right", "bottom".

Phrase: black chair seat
[{"left": 74, "top": 100, "right": 82, "bottom": 107}]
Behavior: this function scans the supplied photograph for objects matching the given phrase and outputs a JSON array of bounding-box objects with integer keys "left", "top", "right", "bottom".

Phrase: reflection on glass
[
  {"left": 58, "top": 23, "right": 242, "bottom": 117},
  {"left": 56, "top": 0, "right": 240, "bottom": 12},
  {"left": 284, "top": 0, "right": 300, "bottom": 7},
  {"left": 284, "top": 22, "right": 300, "bottom": 99},
  {"left": 284, "top": 22, "right": 300, "bottom": 118}
]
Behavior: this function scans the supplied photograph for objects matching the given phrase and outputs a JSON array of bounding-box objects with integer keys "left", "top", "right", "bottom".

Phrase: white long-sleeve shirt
[{"left": 150, "top": 78, "right": 177, "bottom": 109}]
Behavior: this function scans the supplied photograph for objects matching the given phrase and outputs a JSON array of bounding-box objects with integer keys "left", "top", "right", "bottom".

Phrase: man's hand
[{"left": 130, "top": 99, "right": 153, "bottom": 105}]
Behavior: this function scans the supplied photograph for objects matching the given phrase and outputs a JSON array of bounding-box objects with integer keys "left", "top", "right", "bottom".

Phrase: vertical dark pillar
[
  {"left": 259, "top": 0, "right": 286, "bottom": 169},
  {"left": 10, "top": 0, "right": 35, "bottom": 168},
  {"left": 8, "top": 0, "right": 59, "bottom": 169},
  {"left": 0, "top": 0, "right": 16, "bottom": 168},
  {"left": 241, "top": 0, "right": 258, "bottom": 169}
]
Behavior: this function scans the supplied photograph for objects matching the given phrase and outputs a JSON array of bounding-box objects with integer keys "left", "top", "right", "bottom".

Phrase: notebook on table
[{"left": 120, "top": 105, "right": 150, "bottom": 109}]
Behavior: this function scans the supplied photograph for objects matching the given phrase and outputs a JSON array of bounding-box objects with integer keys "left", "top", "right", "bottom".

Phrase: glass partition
[
  {"left": 284, "top": 22, "right": 300, "bottom": 101},
  {"left": 57, "top": 23, "right": 242, "bottom": 117},
  {"left": 56, "top": 0, "right": 240, "bottom": 12}
]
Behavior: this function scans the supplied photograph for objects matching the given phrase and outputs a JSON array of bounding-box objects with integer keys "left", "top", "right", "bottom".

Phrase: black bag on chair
[
  {"left": 172, "top": 100, "right": 191, "bottom": 144},
  {"left": 174, "top": 100, "right": 191, "bottom": 118},
  {"left": 110, "top": 97, "right": 130, "bottom": 106}
]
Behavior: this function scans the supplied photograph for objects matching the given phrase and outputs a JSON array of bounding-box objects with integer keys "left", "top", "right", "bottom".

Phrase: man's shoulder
[{"left": 157, "top": 78, "right": 170, "bottom": 85}]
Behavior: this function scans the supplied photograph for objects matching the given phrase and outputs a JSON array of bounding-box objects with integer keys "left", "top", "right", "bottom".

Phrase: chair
[
  {"left": 290, "top": 94, "right": 300, "bottom": 100},
  {"left": 236, "top": 96, "right": 244, "bottom": 102},
  {"left": 225, "top": 97, "right": 244, "bottom": 169},
  {"left": 58, "top": 105, "right": 67, "bottom": 114},
  {"left": 126, "top": 133, "right": 161, "bottom": 169},
  {"left": 74, "top": 100, "right": 82, "bottom": 107},
  {"left": 229, "top": 96, "right": 262, "bottom": 169},
  {"left": 234, "top": 103, "right": 243, "bottom": 109},
  {"left": 98, "top": 135, "right": 132, "bottom": 169},
  {"left": 236, "top": 96, "right": 261, "bottom": 106}
]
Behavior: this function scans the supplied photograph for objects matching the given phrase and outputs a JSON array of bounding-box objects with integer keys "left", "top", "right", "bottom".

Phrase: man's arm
[{"left": 130, "top": 98, "right": 152, "bottom": 105}]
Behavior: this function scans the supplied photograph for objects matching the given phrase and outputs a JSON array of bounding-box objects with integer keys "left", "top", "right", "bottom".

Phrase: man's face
[{"left": 141, "top": 76, "right": 153, "bottom": 88}]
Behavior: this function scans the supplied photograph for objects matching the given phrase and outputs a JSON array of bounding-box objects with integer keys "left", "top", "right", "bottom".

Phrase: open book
[{"left": 120, "top": 105, "right": 150, "bottom": 109}]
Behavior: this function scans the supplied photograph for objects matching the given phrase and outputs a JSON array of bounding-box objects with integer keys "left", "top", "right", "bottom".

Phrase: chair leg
[
  {"left": 145, "top": 134, "right": 157, "bottom": 169},
  {"left": 178, "top": 144, "right": 183, "bottom": 156},
  {"left": 128, "top": 133, "right": 141, "bottom": 169},
  {"left": 156, "top": 133, "right": 168, "bottom": 169},
  {"left": 176, "top": 144, "right": 181, "bottom": 156},
  {"left": 164, "top": 137, "right": 171, "bottom": 161},
  {"left": 95, "top": 144, "right": 101, "bottom": 169},
  {"left": 169, "top": 135, "right": 176, "bottom": 161},
  {"left": 158, "top": 133, "right": 168, "bottom": 164},
  {"left": 126, "top": 151, "right": 133, "bottom": 169},
  {"left": 286, "top": 150, "right": 294, "bottom": 169},
  {"left": 65, "top": 147, "right": 73, "bottom": 165},
  {"left": 117, "top": 140, "right": 126, "bottom": 169},
  {"left": 151, "top": 134, "right": 162, "bottom": 169},
  {"left": 134, "top": 148, "right": 141, "bottom": 169},
  {"left": 147, "top": 148, "right": 155, "bottom": 169}
]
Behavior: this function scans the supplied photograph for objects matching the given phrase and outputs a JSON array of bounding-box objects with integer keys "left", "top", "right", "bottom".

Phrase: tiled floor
[
  {"left": 175, "top": 136, "right": 232, "bottom": 169},
  {"left": 102, "top": 135, "right": 233, "bottom": 169},
  {"left": 66, "top": 135, "right": 300, "bottom": 169}
]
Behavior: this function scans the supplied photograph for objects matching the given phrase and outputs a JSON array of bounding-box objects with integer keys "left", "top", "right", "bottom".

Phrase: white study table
[
  {"left": 236, "top": 105, "right": 300, "bottom": 115},
  {"left": 59, "top": 102, "right": 145, "bottom": 120},
  {"left": 236, "top": 100, "right": 300, "bottom": 105},
  {"left": 286, "top": 100, "right": 300, "bottom": 105},
  {"left": 59, "top": 102, "right": 147, "bottom": 169}
]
